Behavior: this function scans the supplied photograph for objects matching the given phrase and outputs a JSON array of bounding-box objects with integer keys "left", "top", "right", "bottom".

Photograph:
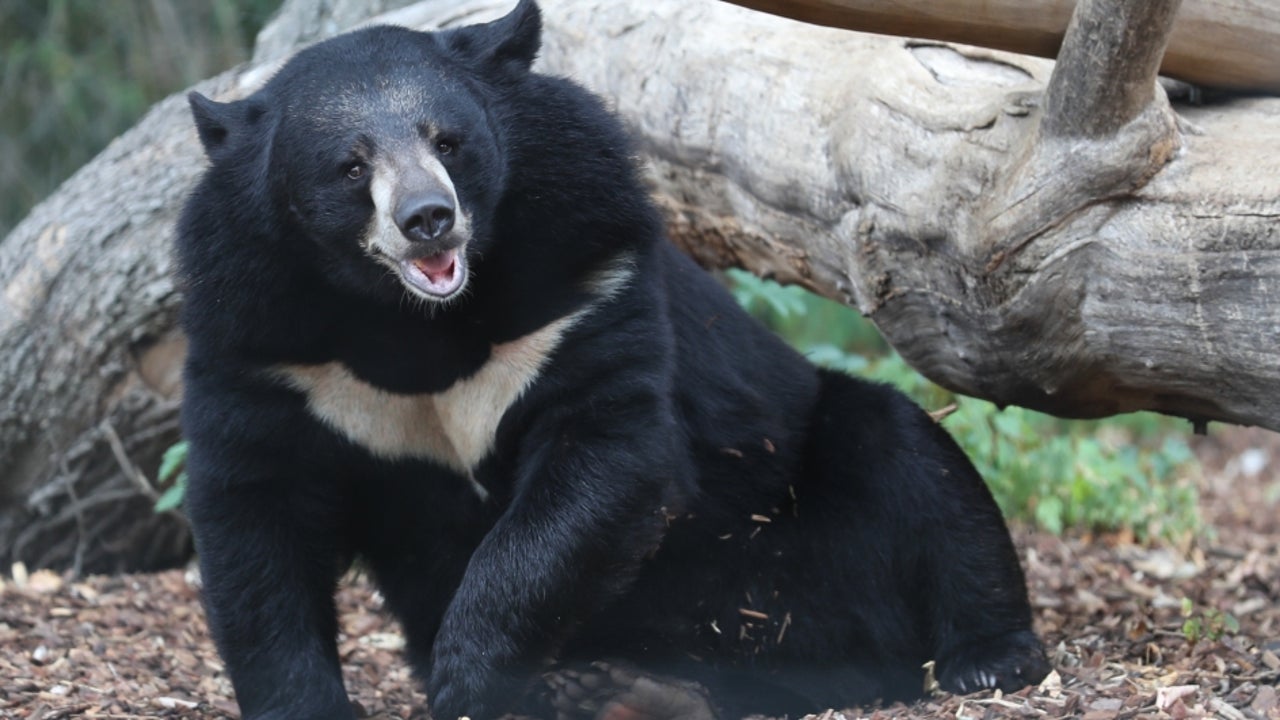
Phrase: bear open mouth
[{"left": 399, "top": 247, "right": 467, "bottom": 299}]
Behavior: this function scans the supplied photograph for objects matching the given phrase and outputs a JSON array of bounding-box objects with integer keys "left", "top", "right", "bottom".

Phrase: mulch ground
[{"left": 2, "top": 428, "right": 1277, "bottom": 720}]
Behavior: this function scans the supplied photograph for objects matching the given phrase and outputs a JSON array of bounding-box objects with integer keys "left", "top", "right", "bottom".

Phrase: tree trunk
[
  {"left": 719, "top": 0, "right": 1280, "bottom": 92},
  {"left": 2, "top": 0, "right": 1277, "bottom": 571}
]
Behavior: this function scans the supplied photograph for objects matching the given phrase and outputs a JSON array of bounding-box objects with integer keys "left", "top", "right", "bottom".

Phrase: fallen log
[{"left": 721, "top": 0, "right": 1280, "bottom": 92}]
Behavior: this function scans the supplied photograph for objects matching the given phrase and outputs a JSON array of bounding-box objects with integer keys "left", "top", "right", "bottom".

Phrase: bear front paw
[
  {"left": 426, "top": 636, "right": 531, "bottom": 720},
  {"left": 424, "top": 657, "right": 493, "bottom": 719},
  {"left": 937, "top": 630, "right": 1050, "bottom": 695}
]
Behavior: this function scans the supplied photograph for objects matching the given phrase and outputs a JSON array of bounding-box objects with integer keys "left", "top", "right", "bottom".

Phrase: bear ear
[
  {"left": 188, "top": 92, "right": 240, "bottom": 158},
  {"left": 186, "top": 92, "right": 270, "bottom": 158},
  {"left": 444, "top": 0, "right": 542, "bottom": 73}
]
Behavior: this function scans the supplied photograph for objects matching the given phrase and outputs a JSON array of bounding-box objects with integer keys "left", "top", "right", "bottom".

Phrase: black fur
[{"left": 176, "top": 3, "right": 1048, "bottom": 718}]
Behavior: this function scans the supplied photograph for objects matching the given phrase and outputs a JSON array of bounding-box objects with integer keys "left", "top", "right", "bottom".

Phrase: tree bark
[{"left": 2, "top": 0, "right": 1278, "bottom": 571}]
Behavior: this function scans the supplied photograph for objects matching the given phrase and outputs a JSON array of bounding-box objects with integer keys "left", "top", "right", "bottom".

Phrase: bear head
[{"left": 186, "top": 0, "right": 543, "bottom": 307}]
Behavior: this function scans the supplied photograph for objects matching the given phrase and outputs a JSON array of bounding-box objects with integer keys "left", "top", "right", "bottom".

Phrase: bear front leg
[
  {"left": 187, "top": 471, "right": 353, "bottom": 720},
  {"left": 425, "top": 395, "right": 681, "bottom": 720}
]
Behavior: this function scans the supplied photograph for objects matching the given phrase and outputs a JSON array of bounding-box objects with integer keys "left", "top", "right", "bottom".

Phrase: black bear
[{"left": 176, "top": 2, "right": 1048, "bottom": 719}]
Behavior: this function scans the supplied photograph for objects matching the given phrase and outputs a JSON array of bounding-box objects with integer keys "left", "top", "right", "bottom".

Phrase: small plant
[
  {"left": 154, "top": 440, "right": 189, "bottom": 513},
  {"left": 936, "top": 399, "right": 1201, "bottom": 543},
  {"left": 1180, "top": 597, "right": 1239, "bottom": 644}
]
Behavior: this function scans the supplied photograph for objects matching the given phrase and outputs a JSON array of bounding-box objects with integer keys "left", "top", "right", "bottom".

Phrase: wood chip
[
  {"left": 1157, "top": 685, "right": 1198, "bottom": 712},
  {"left": 776, "top": 611, "right": 792, "bottom": 645},
  {"left": 928, "top": 403, "right": 959, "bottom": 422}
]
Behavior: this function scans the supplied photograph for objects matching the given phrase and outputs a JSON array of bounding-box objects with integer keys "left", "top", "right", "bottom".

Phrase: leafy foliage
[
  {"left": 728, "top": 269, "right": 1202, "bottom": 542},
  {"left": 0, "top": 0, "right": 281, "bottom": 238}
]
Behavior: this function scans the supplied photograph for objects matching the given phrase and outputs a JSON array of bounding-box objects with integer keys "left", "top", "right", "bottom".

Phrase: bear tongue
[{"left": 412, "top": 249, "right": 457, "bottom": 284}]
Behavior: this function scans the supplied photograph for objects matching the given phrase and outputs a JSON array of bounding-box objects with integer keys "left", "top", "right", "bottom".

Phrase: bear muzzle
[
  {"left": 362, "top": 155, "right": 473, "bottom": 302},
  {"left": 393, "top": 193, "right": 467, "bottom": 297}
]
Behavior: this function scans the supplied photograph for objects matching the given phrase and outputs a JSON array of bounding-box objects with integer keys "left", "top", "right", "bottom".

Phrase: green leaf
[
  {"left": 158, "top": 440, "right": 188, "bottom": 484},
  {"left": 1182, "top": 617, "right": 1202, "bottom": 644},
  {"left": 153, "top": 473, "right": 187, "bottom": 513}
]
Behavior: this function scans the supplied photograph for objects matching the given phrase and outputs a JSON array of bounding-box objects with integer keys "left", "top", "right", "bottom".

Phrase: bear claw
[{"left": 939, "top": 631, "right": 1050, "bottom": 696}]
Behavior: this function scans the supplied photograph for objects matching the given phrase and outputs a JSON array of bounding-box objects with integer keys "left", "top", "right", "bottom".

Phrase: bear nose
[{"left": 394, "top": 194, "right": 455, "bottom": 242}]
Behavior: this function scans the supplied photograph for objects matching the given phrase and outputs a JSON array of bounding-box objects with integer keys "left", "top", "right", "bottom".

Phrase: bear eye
[
  {"left": 436, "top": 138, "right": 457, "bottom": 156},
  {"left": 345, "top": 163, "right": 366, "bottom": 181}
]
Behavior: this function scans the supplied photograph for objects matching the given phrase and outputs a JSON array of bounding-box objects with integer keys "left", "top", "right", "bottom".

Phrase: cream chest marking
[
  {"left": 275, "top": 313, "right": 575, "bottom": 477},
  {"left": 273, "top": 256, "right": 636, "bottom": 479}
]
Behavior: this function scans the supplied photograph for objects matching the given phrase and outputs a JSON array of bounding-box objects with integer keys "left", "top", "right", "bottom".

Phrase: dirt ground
[{"left": 2, "top": 427, "right": 1277, "bottom": 720}]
